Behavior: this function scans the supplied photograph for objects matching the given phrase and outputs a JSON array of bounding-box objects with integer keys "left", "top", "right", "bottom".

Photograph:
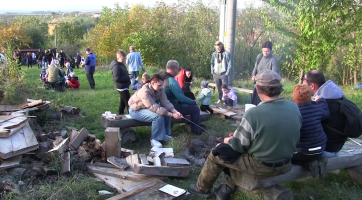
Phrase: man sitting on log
[{"left": 189, "top": 70, "right": 302, "bottom": 200}]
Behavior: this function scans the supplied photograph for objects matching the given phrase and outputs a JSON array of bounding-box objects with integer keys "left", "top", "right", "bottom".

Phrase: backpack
[{"left": 326, "top": 96, "right": 362, "bottom": 138}]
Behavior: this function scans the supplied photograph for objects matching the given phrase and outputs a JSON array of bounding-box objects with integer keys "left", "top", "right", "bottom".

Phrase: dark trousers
[
  {"left": 175, "top": 104, "right": 200, "bottom": 134},
  {"left": 291, "top": 152, "right": 322, "bottom": 166},
  {"left": 183, "top": 91, "right": 195, "bottom": 100},
  {"left": 200, "top": 105, "right": 213, "bottom": 114},
  {"left": 60, "top": 59, "right": 65, "bottom": 68},
  {"left": 213, "top": 74, "right": 228, "bottom": 100},
  {"left": 118, "top": 90, "right": 130, "bottom": 115},
  {"left": 86, "top": 72, "right": 95, "bottom": 89},
  {"left": 251, "top": 86, "right": 261, "bottom": 105},
  {"left": 224, "top": 98, "right": 234, "bottom": 106},
  {"left": 28, "top": 60, "right": 32, "bottom": 68}
]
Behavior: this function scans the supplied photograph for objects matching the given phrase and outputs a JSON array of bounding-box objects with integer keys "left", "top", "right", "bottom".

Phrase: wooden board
[
  {"left": 0, "top": 105, "right": 19, "bottom": 112},
  {"left": 101, "top": 112, "right": 210, "bottom": 129},
  {"left": 91, "top": 172, "right": 139, "bottom": 194},
  {"left": 107, "top": 156, "right": 130, "bottom": 170},
  {"left": 0, "top": 122, "right": 27, "bottom": 138},
  {"left": 69, "top": 128, "right": 88, "bottom": 150},
  {"left": 105, "top": 127, "right": 122, "bottom": 158},
  {"left": 122, "top": 178, "right": 160, "bottom": 192},
  {"left": 0, "top": 114, "right": 22, "bottom": 123},
  {"left": 162, "top": 158, "right": 190, "bottom": 167},
  {"left": 0, "top": 116, "right": 27, "bottom": 129},
  {"left": 0, "top": 122, "right": 39, "bottom": 159},
  {"left": 0, "top": 155, "right": 22, "bottom": 170},
  {"left": 126, "top": 154, "right": 139, "bottom": 169},
  {"left": 139, "top": 154, "right": 149, "bottom": 165},
  {"left": 133, "top": 164, "right": 190, "bottom": 177},
  {"left": 106, "top": 179, "right": 162, "bottom": 200}
]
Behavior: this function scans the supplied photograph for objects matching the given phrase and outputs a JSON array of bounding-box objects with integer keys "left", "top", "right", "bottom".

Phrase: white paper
[
  {"left": 159, "top": 184, "right": 186, "bottom": 197},
  {"left": 125, "top": 114, "right": 132, "bottom": 119}
]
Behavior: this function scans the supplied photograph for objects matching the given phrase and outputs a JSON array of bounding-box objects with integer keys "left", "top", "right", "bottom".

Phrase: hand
[
  {"left": 135, "top": 76, "right": 139, "bottom": 81},
  {"left": 252, "top": 76, "right": 256, "bottom": 81},
  {"left": 223, "top": 136, "right": 233, "bottom": 144},
  {"left": 129, "top": 74, "right": 133, "bottom": 79},
  {"left": 195, "top": 99, "right": 199, "bottom": 104},
  {"left": 194, "top": 91, "right": 199, "bottom": 96},
  {"left": 172, "top": 112, "right": 182, "bottom": 119}
]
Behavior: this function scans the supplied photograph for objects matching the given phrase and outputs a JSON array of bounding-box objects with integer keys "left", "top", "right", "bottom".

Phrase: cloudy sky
[{"left": 1, "top": 0, "right": 262, "bottom": 12}]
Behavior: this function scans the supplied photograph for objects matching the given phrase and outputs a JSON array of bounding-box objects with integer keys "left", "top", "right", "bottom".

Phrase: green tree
[{"left": 57, "top": 22, "right": 85, "bottom": 46}]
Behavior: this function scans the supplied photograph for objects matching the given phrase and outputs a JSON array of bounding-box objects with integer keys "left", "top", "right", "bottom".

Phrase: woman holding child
[{"left": 128, "top": 74, "right": 182, "bottom": 148}]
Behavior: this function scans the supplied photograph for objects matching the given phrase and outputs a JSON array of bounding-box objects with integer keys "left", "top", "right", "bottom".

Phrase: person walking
[
  {"left": 110, "top": 50, "right": 131, "bottom": 115},
  {"left": 58, "top": 49, "right": 66, "bottom": 68},
  {"left": 83, "top": 48, "right": 96, "bottom": 89},
  {"left": 126, "top": 45, "right": 145, "bottom": 86}
]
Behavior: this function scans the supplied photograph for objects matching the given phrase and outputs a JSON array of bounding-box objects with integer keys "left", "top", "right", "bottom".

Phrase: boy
[
  {"left": 131, "top": 73, "right": 151, "bottom": 90},
  {"left": 198, "top": 80, "right": 213, "bottom": 114},
  {"left": 221, "top": 84, "right": 237, "bottom": 107}
]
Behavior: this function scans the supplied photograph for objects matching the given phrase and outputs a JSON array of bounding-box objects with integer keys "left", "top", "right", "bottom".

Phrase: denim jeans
[
  {"left": 174, "top": 104, "right": 200, "bottom": 134},
  {"left": 130, "top": 71, "right": 140, "bottom": 86},
  {"left": 129, "top": 108, "right": 171, "bottom": 141},
  {"left": 322, "top": 151, "right": 338, "bottom": 158}
]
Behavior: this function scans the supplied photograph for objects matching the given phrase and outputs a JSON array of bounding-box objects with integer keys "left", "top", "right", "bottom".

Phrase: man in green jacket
[
  {"left": 189, "top": 70, "right": 302, "bottom": 199},
  {"left": 161, "top": 60, "right": 202, "bottom": 135}
]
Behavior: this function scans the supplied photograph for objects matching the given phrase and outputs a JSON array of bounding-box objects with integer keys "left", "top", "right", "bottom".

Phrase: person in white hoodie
[
  {"left": 198, "top": 81, "right": 213, "bottom": 114},
  {"left": 221, "top": 84, "right": 237, "bottom": 107},
  {"left": 302, "top": 70, "right": 346, "bottom": 158}
]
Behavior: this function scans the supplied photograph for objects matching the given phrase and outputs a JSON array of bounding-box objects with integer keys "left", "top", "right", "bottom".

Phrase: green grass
[{"left": 2, "top": 66, "right": 362, "bottom": 199}]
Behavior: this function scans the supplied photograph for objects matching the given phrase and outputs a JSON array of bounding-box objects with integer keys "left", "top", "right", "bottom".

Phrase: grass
[{"left": 2, "top": 66, "right": 362, "bottom": 199}]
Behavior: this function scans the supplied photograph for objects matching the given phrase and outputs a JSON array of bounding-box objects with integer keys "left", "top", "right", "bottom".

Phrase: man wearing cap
[
  {"left": 189, "top": 70, "right": 302, "bottom": 199},
  {"left": 211, "top": 41, "right": 232, "bottom": 104},
  {"left": 126, "top": 45, "right": 145, "bottom": 86},
  {"left": 84, "top": 48, "right": 96, "bottom": 89}
]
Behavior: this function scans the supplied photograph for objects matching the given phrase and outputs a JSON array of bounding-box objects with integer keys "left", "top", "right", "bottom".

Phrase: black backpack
[{"left": 326, "top": 96, "right": 362, "bottom": 138}]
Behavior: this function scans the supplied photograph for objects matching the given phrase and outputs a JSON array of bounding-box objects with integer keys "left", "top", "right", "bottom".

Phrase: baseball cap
[
  {"left": 255, "top": 70, "right": 281, "bottom": 86},
  {"left": 85, "top": 48, "right": 91, "bottom": 52},
  {"left": 214, "top": 41, "right": 222, "bottom": 45}
]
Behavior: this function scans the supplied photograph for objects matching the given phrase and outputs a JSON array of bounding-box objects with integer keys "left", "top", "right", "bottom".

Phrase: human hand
[
  {"left": 195, "top": 99, "right": 199, "bottom": 104},
  {"left": 172, "top": 112, "right": 182, "bottom": 119},
  {"left": 194, "top": 91, "right": 199, "bottom": 96},
  {"left": 252, "top": 76, "right": 256, "bottom": 81},
  {"left": 129, "top": 74, "right": 133, "bottom": 79},
  {"left": 135, "top": 76, "right": 139, "bottom": 81},
  {"left": 223, "top": 136, "right": 233, "bottom": 144}
]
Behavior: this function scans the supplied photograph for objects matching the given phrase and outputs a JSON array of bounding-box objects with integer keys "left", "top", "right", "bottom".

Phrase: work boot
[
  {"left": 188, "top": 184, "right": 213, "bottom": 199},
  {"left": 308, "top": 160, "right": 319, "bottom": 178},
  {"left": 318, "top": 156, "right": 328, "bottom": 179},
  {"left": 212, "top": 184, "right": 234, "bottom": 200}
]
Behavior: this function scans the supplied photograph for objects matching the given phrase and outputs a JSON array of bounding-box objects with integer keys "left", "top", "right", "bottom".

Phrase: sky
[{"left": 1, "top": 0, "right": 262, "bottom": 12}]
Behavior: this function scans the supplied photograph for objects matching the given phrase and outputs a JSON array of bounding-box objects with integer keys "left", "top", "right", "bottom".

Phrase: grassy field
[{"left": 2, "top": 66, "right": 362, "bottom": 200}]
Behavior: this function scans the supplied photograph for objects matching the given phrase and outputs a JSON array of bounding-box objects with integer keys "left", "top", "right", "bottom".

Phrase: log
[
  {"left": 104, "top": 127, "right": 121, "bottom": 158},
  {"left": 60, "top": 152, "right": 71, "bottom": 174},
  {"left": 139, "top": 154, "right": 149, "bottom": 165},
  {"left": 133, "top": 164, "right": 190, "bottom": 177},
  {"left": 126, "top": 154, "right": 139, "bottom": 169},
  {"left": 69, "top": 128, "right": 89, "bottom": 150},
  {"left": 120, "top": 128, "right": 137, "bottom": 145},
  {"left": 107, "top": 156, "right": 130, "bottom": 170}
]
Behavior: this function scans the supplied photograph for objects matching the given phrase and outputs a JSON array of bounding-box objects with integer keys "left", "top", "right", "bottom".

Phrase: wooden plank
[
  {"left": 126, "top": 154, "right": 139, "bottom": 169},
  {"left": 0, "top": 116, "right": 27, "bottom": 129},
  {"left": 122, "top": 178, "right": 160, "bottom": 192},
  {"left": 0, "top": 155, "right": 22, "bottom": 170},
  {"left": 0, "top": 114, "right": 22, "bottom": 123},
  {"left": 208, "top": 83, "right": 253, "bottom": 94},
  {"left": 60, "top": 152, "right": 70, "bottom": 174},
  {"left": 163, "top": 158, "right": 190, "bottom": 167},
  {"left": 101, "top": 112, "right": 210, "bottom": 129},
  {"left": 106, "top": 179, "right": 162, "bottom": 200},
  {"left": 107, "top": 156, "right": 130, "bottom": 170},
  {"left": 94, "top": 162, "right": 116, "bottom": 168},
  {"left": 105, "top": 127, "right": 121, "bottom": 158},
  {"left": 0, "top": 105, "right": 19, "bottom": 112},
  {"left": 25, "top": 99, "right": 43, "bottom": 108},
  {"left": 0, "top": 122, "right": 27, "bottom": 138},
  {"left": 87, "top": 165, "right": 162, "bottom": 182},
  {"left": 69, "top": 128, "right": 88, "bottom": 150},
  {"left": 0, "top": 122, "right": 39, "bottom": 159},
  {"left": 133, "top": 164, "right": 190, "bottom": 177},
  {"left": 139, "top": 154, "right": 149, "bottom": 165},
  {"left": 48, "top": 138, "right": 69, "bottom": 154},
  {"left": 92, "top": 172, "right": 139, "bottom": 194}
]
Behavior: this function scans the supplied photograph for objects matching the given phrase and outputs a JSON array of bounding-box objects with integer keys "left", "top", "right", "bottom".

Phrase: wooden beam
[
  {"left": 104, "top": 127, "right": 121, "bottom": 158},
  {"left": 69, "top": 128, "right": 88, "bottom": 150},
  {"left": 0, "top": 155, "right": 22, "bottom": 170},
  {"left": 106, "top": 179, "right": 162, "bottom": 200},
  {"left": 107, "top": 156, "right": 130, "bottom": 170},
  {"left": 162, "top": 158, "right": 190, "bottom": 167},
  {"left": 139, "top": 154, "right": 149, "bottom": 165},
  {"left": 133, "top": 164, "right": 190, "bottom": 177},
  {"left": 60, "top": 152, "right": 70, "bottom": 174},
  {"left": 126, "top": 154, "right": 139, "bottom": 169}
]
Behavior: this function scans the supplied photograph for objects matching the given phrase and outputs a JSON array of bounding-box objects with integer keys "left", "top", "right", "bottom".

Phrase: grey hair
[
  {"left": 166, "top": 60, "right": 179, "bottom": 70},
  {"left": 129, "top": 45, "right": 135, "bottom": 51}
]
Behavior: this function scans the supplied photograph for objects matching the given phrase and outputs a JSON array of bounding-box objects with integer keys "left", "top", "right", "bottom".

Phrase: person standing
[
  {"left": 75, "top": 53, "right": 81, "bottom": 69},
  {"left": 211, "top": 41, "right": 232, "bottom": 104},
  {"left": 251, "top": 41, "right": 278, "bottom": 105},
  {"left": 27, "top": 52, "right": 33, "bottom": 68},
  {"left": 111, "top": 50, "right": 131, "bottom": 115},
  {"left": 84, "top": 48, "right": 96, "bottom": 89},
  {"left": 58, "top": 49, "right": 66, "bottom": 68},
  {"left": 126, "top": 45, "right": 145, "bottom": 86}
]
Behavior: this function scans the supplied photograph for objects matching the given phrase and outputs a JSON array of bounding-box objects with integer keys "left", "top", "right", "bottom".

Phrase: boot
[
  {"left": 188, "top": 184, "right": 213, "bottom": 199},
  {"left": 318, "top": 156, "right": 328, "bottom": 179},
  {"left": 212, "top": 184, "right": 234, "bottom": 200}
]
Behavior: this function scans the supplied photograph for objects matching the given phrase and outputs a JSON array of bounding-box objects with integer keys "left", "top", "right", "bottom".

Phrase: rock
[
  {"left": 47, "top": 132, "right": 56, "bottom": 140},
  {"left": 60, "top": 130, "right": 67, "bottom": 138},
  {"left": 195, "top": 158, "right": 206, "bottom": 167},
  {"left": 9, "top": 168, "right": 27, "bottom": 177},
  {"left": 39, "top": 134, "right": 49, "bottom": 142},
  {"left": 180, "top": 149, "right": 190, "bottom": 159},
  {"left": 190, "top": 139, "right": 207, "bottom": 150}
]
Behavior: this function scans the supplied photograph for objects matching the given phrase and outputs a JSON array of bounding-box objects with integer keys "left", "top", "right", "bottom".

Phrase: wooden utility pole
[{"left": 48, "top": 23, "right": 58, "bottom": 48}]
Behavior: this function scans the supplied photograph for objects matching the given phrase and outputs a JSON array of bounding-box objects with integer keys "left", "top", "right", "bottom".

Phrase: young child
[
  {"left": 221, "top": 84, "right": 237, "bottom": 107},
  {"left": 131, "top": 73, "right": 151, "bottom": 90},
  {"left": 292, "top": 84, "right": 329, "bottom": 178},
  {"left": 67, "top": 72, "right": 80, "bottom": 89},
  {"left": 39, "top": 66, "right": 47, "bottom": 82},
  {"left": 198, "top": 80, "right": 213, "bottom": 114}
]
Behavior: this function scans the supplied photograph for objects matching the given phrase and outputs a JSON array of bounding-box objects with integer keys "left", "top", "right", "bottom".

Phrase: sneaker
[
  {"left": 150, "top": 139, "right": 163, "bottom": 148},
  {"left": 308, "top": 160, "right": 319, "bottom": 178},
  {"left": 318, "top": 156, "right": 328, "bottom": 179},
  {"left": 188, "top": 184, "right": 213, "bottom": 199},
  {"left": 212, "top": 184, "right": 234, "bottom": 200},
  {"left": 165, "top": 135, "right": 173, "bottom": 141},
  {"left": 215, "top": 99, "right": 221, "bottom": 104}
]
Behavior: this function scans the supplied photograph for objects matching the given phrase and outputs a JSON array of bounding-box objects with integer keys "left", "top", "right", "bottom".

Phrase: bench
[
  {"left": 208, "top": 83, "right": 253, "bottom": 101},
  {"left": 101, "top": 112, "right": 211, "bottom": 144},
  {"left": 237, "top": 139, "right": 362, "bottom": 199}
]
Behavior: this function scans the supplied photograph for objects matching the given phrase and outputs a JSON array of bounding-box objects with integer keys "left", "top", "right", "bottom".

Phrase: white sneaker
[
  {"left": 215, "top": 99, "right": 221, "bottom": 104},
  {"left": 165, "top": 135, "right": 173, "bottom": 141},
  {"left": 150, "top": 139, "right": 163, "bottom": 148}
]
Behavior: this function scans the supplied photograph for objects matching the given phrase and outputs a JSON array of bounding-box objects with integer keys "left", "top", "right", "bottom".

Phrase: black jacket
[
  {"left": 58, "top": 52, "right": 66, "bottom": 60},
  {"left": 110, "top": 60, "right": 131, "bottom": 89}
]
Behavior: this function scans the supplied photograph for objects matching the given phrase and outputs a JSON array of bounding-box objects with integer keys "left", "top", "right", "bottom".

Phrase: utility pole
[
  {"left": 48, "top": 23, "right": 58, "bottom": 49},
  {"left": 219, "top": 0, "right": 227, "bottom": 44}
]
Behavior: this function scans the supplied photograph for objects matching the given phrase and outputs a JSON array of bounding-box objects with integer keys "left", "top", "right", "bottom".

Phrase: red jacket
[
  {"left": 175, "top": 68, "right": 185, "bottom": 88},
  {"left": 68, "top": 78, "right": 80, "bottom": 88}
]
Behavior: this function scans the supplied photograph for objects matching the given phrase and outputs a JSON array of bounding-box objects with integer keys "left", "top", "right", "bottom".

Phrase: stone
[
  {"left": 60, "top": 130, "right": 67, "bottom": 137},
  {"left": 180, "top": 149, "right": 190, "bottom": 159},
  {"left": 195, "top": 158, "right": 206, "bottom": 167},
  {"left": 190, "top": 139, "right": 207, "bottom": 150},
  {"left": 207, "top": 136, "right": 219, "bottom": 148},
  {"left": 9, "top": 168, "right": 27, "bottom": 176}
]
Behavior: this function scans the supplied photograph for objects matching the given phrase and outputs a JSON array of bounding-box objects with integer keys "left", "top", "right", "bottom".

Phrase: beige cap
[{"left": 255, "top": 70, "right": 281, "bottom": 86}]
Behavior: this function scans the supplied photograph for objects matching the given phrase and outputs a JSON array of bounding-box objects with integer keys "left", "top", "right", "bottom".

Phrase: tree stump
[
  {"left": 263, "top": 185, "right": 294, "bottom": 200},
  {"left": 120, "top": 128, "right": 137, "bottom": 145},
  {"left": 346, "top": 165, "right": 362, "bottom": 184}
]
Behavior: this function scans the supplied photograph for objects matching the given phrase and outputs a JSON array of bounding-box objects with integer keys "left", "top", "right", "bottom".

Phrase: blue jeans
[
  {"left": 130, "top": 71, "right": 140, "bottom": 86},
  {"left": 129, "top": 108, "right": 171, "bottom": 141},
  {"left": 175, "top": 104, "right": 200, "bottom": 134},
  {"left": 323, "top": 151, "right": 338, "bottom": 158}
]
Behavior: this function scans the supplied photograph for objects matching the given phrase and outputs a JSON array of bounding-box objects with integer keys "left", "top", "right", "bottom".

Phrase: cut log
[
  {"left": 121, "top": 148, "right": 134, "bottom": 157},
  {"left": 107, "top": 156, "right": 130, "bottom": 170},
  {"left": 69, "top": 128, "right": 89, "bottom": 150},
  {"left": 126, "top": 154, "right": 139, "bottom": 169},
  {"left": 104, "top": 127, "right": 121, "bottom": 158},
  {"left": 0, "top": 155, "right": 22, "bottom": 170},
  {"left": 58, "top": 105, "right": 80, "bottom": 115},
  {"left": 60, "top": 152, "right": 71, "bottom": 174},
  {"left": 133, "top": 164, "right": 190, "bottom": 177},
  {"left": 139, "top": 154, "right": 149, "bottom": 165},
  {"left": 77, "top": 146, "right": 91, "bottom": 160},
  {"left": 48, "top": 138, "right": 69, "bottom": 154},
  {"left": 163, "top": 158, "right": 190, "bottom": 167}
]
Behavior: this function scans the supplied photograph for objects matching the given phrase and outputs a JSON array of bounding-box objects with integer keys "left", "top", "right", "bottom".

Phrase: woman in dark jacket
[
  {"left": 292, "top": 84, "right": 330, "bottom": 178},
  {"left": 111, "top": 50, "right": 131, "bottom": 114}
]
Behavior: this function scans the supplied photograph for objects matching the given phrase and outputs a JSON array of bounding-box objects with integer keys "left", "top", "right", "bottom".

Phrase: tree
[{"left": 57, "top": 22, "right": 85, "bottom": 46}]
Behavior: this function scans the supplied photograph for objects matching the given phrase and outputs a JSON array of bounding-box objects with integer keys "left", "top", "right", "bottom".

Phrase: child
[
  {"left": 39, "top": 66, "right": 47, "bottom": 82},
  {"left": 292, "top": 84, "right": 329, "bottom": 178},
  {"left": 67, "top": 72, "right": 80, "bottom": 89},
  {"left": 198, "top": 80, "right": 213, "bottom": 114},
  {"left": 221, "top": 84, "right": 237, "bottom": 107},
  {"left": 132, "top": 73, "right": 150, "bottom": 90}
]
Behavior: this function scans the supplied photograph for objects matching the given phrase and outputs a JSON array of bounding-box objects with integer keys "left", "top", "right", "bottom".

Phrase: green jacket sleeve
[{"left": 169, "top": 78, "right": 196, "bottom": 105}]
